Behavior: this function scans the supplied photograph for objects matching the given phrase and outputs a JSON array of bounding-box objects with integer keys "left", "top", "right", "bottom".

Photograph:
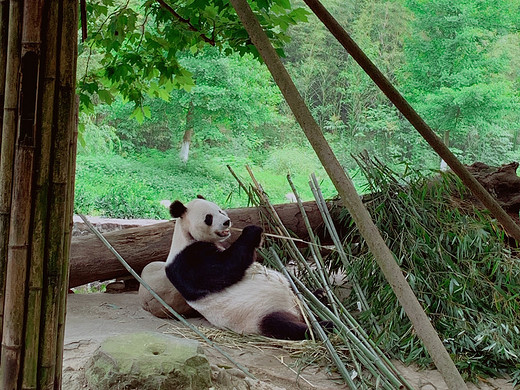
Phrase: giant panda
[
  {"left": 165, "top": 198, "right": 313, "bottom": 340},
  {"left": 139, "top": 196, "right": 232, "bottom": 318}
]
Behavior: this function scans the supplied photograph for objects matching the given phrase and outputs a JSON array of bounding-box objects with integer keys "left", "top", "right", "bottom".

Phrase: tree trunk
[
  {"left": 69, "top": 201, "right": 324, "bottom": 288},
  {"left": 179, "top": 100, "right": 194, "bottom": 163}
]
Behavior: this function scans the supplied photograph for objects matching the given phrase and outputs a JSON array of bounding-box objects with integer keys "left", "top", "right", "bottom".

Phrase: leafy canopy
[{"left": 77, "top": 0, "right": 308, "bottom": 119}]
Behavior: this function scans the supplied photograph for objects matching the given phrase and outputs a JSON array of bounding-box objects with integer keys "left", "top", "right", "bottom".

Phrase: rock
[
  {"left": 139, "top": 261, "right": 197, "bottom": 318},
  {"left": 85, "top": 332, "right": 211, "bottom": 390}
]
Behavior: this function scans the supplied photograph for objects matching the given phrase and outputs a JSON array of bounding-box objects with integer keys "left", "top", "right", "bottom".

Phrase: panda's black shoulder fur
[{"left": 165, "top": 225, "right": 263, "bottom": 301}]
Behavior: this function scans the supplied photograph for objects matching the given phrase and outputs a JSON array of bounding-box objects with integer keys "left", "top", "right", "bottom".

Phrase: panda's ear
[
  {"left": 196, "top": 194, "right": 206, "bottom": 200},
  {"left": 170, "top": 201, "right": 187, "bottom": 218}
]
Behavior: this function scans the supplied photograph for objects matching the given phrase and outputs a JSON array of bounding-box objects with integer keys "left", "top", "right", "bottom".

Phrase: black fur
[
  {"left": 260, "top": 313, "right": 335, "bottom": 340},
  {"left": 204, "top": 214, "right": 213, "bottom": 226},
  {"left": 170, "top": 201, "right": 187, "bottom": 218},
  {"left": 165, "top": 225, "right": 263, "bottom": 301},
  {"left": 259, "top": 311, "right": 309, "bottom": 340}
]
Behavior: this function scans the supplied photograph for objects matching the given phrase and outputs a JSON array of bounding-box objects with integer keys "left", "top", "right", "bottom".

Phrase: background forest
[{"left": 75, "top": 0, "right": 520, "bottom": 219}]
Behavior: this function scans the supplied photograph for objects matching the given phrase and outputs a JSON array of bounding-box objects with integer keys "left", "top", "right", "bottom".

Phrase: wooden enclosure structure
[{"left": 0, "top": 0, "right": 78, "bottom": 388}]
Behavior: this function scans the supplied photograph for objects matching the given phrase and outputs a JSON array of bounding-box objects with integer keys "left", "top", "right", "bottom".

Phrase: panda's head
[{"left": 170, "top": 197, "right": 231, "bottom": 243}]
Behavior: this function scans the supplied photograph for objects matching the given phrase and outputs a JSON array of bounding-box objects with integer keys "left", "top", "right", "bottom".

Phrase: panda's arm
[
  {"left": 209, "top": 225, "right": 263, "bottom": 285},
  {"left": 166, "top": 226, "right": 263, "bottom": 300}
]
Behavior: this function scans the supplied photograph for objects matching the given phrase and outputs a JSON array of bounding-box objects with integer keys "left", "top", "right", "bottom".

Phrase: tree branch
[{"left": 156, "top": 0, "right": 215, "bottom": 46}]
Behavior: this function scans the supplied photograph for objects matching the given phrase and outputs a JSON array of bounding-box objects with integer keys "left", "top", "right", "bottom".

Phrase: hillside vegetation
[{"left": 75, "top": 0, "right": 520, "bottom": 217}]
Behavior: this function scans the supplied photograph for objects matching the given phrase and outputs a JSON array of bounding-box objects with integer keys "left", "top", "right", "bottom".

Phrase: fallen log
[
  {"left": 465, "top": 162, "right": 520, "bottom": 222},
  {"left": 70, "top": 162, "right": 520, "bottom": 288},
  {"left": 69, "top": 201, "right": 324, "bottom": 288}
]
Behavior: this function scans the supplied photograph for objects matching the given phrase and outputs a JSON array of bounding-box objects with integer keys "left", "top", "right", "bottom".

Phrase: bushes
[
  {"left": 73, "top": 147, "right": 339, "bottom": 218},
  {"left": 74, "top": 151, "right": 242, "bottom": 218}
]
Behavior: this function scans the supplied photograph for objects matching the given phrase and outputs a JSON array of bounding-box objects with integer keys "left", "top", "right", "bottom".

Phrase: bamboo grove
[{"left": 0, "top": 1, "right": 78, "bottom": 389}]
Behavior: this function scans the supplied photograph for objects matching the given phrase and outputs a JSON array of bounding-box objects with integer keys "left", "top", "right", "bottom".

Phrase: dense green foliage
[
  {"left": 76, "top": 0, "right": 520, "bottom": 217},
  {"left": 78, "top": 0, "right": 308, "bottom": 115}
]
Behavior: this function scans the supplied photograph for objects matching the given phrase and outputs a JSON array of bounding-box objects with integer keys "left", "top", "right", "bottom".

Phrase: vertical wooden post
[
  {"left": 0, "top": 0, "right": 79, "bottom": 388},
  {"left": 0, "top": 0, "right": 9, "bottom": 344},
  {"left": 42, "top": 1, "right": 78, "bottom": 387},
  {"left": 0, "top": 0, "right": 23, "bottom": 377},
  {"left": 228, "top": 0, "right": 468, "bottom": 389}
]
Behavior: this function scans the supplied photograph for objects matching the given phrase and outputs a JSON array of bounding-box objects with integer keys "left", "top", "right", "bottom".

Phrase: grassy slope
[{"left": 74, "top": 147, "right": 345, "bottom": 218}]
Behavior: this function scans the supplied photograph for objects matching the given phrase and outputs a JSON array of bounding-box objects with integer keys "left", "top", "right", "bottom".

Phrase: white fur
[
  {"left": 187, "top": 263, "right": 302, "bottom": 334},
  {"left": 166, "top": 198, "right": 231, "bottom": 264}
]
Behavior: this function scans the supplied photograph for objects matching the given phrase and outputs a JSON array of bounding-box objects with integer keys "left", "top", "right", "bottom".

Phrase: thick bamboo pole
[
  {"left": 303, "top": 0, "right": 520, "bottom": 243},
  {"left": 54, "top": 13, "right": 79, "bottom": 385},
  {"left": 20, "top": 0, "right": 47, "bottom": 388},
  {"left": 54, "top": 100, "right": 78, "bottom": 389},
  {"left": 0, "top": 0, "right": 23, "bottom": 373},
  {"left": 1, "top": 0, "right": 42, "bottom": 386},
  {"left": 38, "top": 0, "right": 77, "bottom": 387},
  {"left": 0, "top": 0, "right": 8, "bottom": 130},
  {"left": 228, "top": 0, "right": 467, "bottom": 389},
  {"left": 0, "top": 0, "right": 8, "bottom": 340}
]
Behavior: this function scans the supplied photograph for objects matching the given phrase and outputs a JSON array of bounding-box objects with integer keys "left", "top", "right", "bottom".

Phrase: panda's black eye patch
[{"left": 204, "top": 214, "right": 213, "bottom": 226}]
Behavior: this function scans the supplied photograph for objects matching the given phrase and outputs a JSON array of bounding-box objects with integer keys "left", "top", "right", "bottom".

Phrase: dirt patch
[{"left": 63, "top": 292, "right": 513, "bottom": 390}]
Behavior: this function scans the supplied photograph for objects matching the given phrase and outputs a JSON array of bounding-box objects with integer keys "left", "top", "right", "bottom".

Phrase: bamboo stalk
[
  {"left": 309, "top": 173, "right": 373, "bottom": 320},
  {"left": 38, "top": 0, "right": 78, "bottom": 387},
  {"left": 267, "top": 175, "right": 410, "bottom": 388},
  {"left": 0, "top": 0, "right": 9, "bottom": 131},
  {"left": 244, "top": 166, "right": 322, "bottom": 287},
  {"left": 0, "top": 0, "right": 22, "bottom": 347},
  {"left": 228, "top": 0, "right": 467, "bottom": 388},
  {"left": 270, "top": 249, "right": 358, "bottom": 389},
  {"left": 286, "top": 174, "right": 341, "bottom": 318},
  {"left": 297, "top": 278, "right": 413, "bottom": 390},
  {"left": 54, "top": 96, "right": 79, "bottom": 389},
  {"left": 0, "top": 0, "right": 8, "bottom": 350},
  {"left": 18, "top": 1, "right": 47, "bottom": 388}
]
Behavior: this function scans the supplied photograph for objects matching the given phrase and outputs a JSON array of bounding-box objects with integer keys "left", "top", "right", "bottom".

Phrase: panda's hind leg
[{"left": 259, "top": 311, "right": 309, "bottom": 340}]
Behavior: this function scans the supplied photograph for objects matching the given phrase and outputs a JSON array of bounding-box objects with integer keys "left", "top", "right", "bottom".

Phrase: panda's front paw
[{"left": 241, "top": 225, "right": 264, "bottom": 247}]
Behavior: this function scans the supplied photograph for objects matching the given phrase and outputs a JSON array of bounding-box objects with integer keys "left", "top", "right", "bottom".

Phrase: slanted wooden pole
[
  {"left": 303, "top": 0, "right": 520, "bottom": 243},
  {"left": 0, "top": 0, "right": 78, "bottom": 388},
  {"left": 228, "top": 0, "right": 468, "bottom": 389}
]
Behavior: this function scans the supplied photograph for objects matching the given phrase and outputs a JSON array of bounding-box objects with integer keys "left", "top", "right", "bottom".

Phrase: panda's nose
[{"left": 223, "top": 219, "right": 230, "bottom": 227}]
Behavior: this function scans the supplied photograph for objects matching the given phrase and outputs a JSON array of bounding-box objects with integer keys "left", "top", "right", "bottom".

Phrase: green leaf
[
  {"left": 98, "top": 89, "right": 114, "bottom": 105},
  {"left": 130, "top": 106, "right": 144, "bottom": 124}
]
